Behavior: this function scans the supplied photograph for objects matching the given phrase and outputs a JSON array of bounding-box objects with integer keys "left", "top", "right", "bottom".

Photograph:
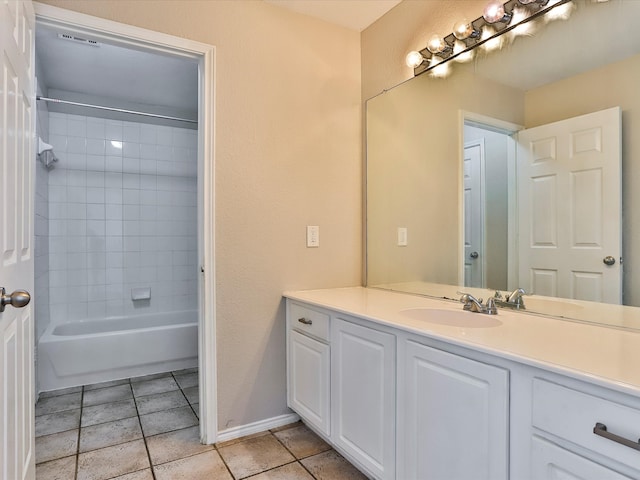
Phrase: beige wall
[{"left": 37, "top": 0, "right": 362, "bottom": 431}]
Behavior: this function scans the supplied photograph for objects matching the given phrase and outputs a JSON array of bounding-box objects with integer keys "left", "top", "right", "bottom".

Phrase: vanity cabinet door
[
  {"left": 398, "top": 340, "right": 509, "bottom": 480},
  {"left": 332, "top": 318, "right": 396, "bottom": 480},
  {"left": 288, "top": 330, "right": 330, "bottom": 436}
]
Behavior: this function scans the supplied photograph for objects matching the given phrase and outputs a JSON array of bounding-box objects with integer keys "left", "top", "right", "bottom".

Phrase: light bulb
[
  {"left": 405, "top": 51, "right": 425, "bottom": 68},
  {"left": 483, "top": 1, "right": 511, "bottom": 23},
  {"left": 452, "top": 19, "right": 475, "bottom": 40},
  {"left": 427, "top": 34, "right": 448, "bottom": 54}
]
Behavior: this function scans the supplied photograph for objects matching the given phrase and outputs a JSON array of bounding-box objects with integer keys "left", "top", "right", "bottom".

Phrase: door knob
[
  {"left": 603, "top": 256, "right": 616, "bottom": 266},
  {"left": 0, "top": 288, "right": 31, "bottom": 313},
  {"left": 470, "top": 251, "right": 479, "bottom": 259}
]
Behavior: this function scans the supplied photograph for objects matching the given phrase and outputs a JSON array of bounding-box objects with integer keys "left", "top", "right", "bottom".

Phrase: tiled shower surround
[{"left": 46, "top": 112, "right": 197, "bottom": 324}]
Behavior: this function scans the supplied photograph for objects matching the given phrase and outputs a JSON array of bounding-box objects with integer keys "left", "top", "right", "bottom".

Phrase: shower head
[{"left": 37, "top": 137, "right": 58, "bottom": 169}]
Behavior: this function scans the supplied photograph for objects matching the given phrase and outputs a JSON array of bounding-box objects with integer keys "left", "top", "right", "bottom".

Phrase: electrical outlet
[
  {"left": 397, "top": 227, "right": 408, "bottom": 246},
  {"left": 307, "top": 225, "right": 320, "bottom": 247}
]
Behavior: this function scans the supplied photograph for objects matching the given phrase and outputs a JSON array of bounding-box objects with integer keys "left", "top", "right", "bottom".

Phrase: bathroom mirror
[{"left": 366, "top": 0, "right": 640, "bottom": 329}]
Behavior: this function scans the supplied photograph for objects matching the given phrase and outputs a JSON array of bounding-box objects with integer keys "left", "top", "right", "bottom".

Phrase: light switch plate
[
  {"left": 397, "top": 227, "right": 408, "bottom": 246},
  {"left": 307, "top": 225, "right": 319, "bottom": 247}
]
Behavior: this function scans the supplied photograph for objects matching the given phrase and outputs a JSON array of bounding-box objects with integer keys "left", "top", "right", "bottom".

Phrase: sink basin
[{"left": 399, "top": 308, "right": 502, "bottom": 328}]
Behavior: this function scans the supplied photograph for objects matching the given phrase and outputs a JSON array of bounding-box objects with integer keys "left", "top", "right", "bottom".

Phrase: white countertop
[{"left": 284, "top": 287, "right": 640, "bottom": 397}]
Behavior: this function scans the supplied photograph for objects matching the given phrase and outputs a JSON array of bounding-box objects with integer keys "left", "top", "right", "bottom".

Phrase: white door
[
  {"left": 288, "top": 330, "right": 330, "bottom": 436},
  {"left": 517, "top": 107, "right": 621, "bottom": 303},
  {"left": 464, "top": 141, "right": 484, "bottom": 288},
  {"left": 398, "top": 340, "right": 508, "bottom": 480},
  {"left": 332, "top": 318, "right": 395, "bottom": 480},
  {"left": 1, "top": 0, "right": 36, "bottom": 479}
]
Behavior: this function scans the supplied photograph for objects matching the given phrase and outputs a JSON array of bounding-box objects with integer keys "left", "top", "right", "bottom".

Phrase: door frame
[
  {"left": 32, "top": 2, "right": 218, "bottom": 443},
  {"left": 458, "top": 111, "right": 521, "bottom": 289}
]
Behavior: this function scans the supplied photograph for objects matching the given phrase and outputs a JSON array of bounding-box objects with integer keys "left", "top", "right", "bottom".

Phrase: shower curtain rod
[{"left": 36, "top": 96, "right": 198, "bottom": 124}]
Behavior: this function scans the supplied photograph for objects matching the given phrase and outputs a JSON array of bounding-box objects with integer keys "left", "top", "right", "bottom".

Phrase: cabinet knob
[{"left": 298, "top": 317, "right": 313, "bottom": 325}]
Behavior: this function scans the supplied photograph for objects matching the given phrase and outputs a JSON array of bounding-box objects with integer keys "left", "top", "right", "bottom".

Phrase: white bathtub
[{"left": 37, "top": 310, "right": 198, "bottom": 393}]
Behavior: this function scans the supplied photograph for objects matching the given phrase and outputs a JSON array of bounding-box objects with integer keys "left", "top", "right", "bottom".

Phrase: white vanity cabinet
[
  {"left": 332, "top": 317, "right": 396, "bottom": 480},
  {"left": 285, "top": 290, "right": 640, "bottom": 480},
  {"left": 398, "top": 339, "right": 509, "bottom": 480}
]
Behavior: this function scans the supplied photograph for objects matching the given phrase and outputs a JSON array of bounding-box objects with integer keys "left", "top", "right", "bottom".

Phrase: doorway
[{"left": 32, "top": 3, "right": 217, "bottom": 445}]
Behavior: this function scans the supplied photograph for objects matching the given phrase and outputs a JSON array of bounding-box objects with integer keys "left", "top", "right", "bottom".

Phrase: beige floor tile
[
  {"left": 270, "top": 421, "right": 302, "bottom": 433},
  {"left": 76, "top": 439, "right": 149, "bottom": 480},
  {"left": 35, "top": 429, "right": 79, "bottom": 464},
  {"left": 39, "top": 385, "right": 82, "bottom": 399},
  {"left": 35, "top": 455, "right": 77, "bottom": 479},
  {"left": 146, "top": 425, "right": 213, "bottom": 465},
  {"left": 273, "top": 424, "right": 331, "bottom": 459},
  {"left": 111, "top": 468, "right": 154, "bottom": 479},
  {"left": 83, "top": 384, "right": 133, "bottom": 407},
  {"left": 301, "top": 450, "right": 368, "bottom": 480},
  {"left": 84, "top": 378, "right": 130, "bottom": 391},
  {"left": 131, "top": 377, "right": 179, "bottom": 397},
  {"left": 153, "top": 450, "right": 232, "bottom": 480},
  {"left": 135, "top": 390, "right": 188, "bottom": 415},
  {"left": 35, "top": 392, "right": 82, "bottom": 416},
  {"left": 174, "top": 372, "right": 198, "bottom": 389},
  {"left": 130, "top": 372, "right": 172, "bottom": 383},
  {"left": 182, "top": 385, "right": 198, "bottom": 404},
  {"left": 35, "top": 408, "right": 81, "bottom": 437},
  {"left": 79, "top": 416, "right": 143, "bottom": 453},
  {"left": 250, "top": 462, "right": 315, "bottom": 480},
  {"left": 81, "top": 399, "right": 138, "bottom": 427},
  {"left": 139, "top": 406, "right": 198, "bottom": 437},
  {"left": 218, "top": 434, "right": 296, "bottom": 479}
]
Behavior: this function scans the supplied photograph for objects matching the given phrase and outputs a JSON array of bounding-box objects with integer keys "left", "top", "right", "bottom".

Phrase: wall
[
  {"left": 525, "top": 53, "right": 640, "bottom": 306},
  {"left": 46, "top": 112, "right": 197, "bottom": 324},
  {"left": 36, "top": 0, "right": 362, "bottom": 431}
]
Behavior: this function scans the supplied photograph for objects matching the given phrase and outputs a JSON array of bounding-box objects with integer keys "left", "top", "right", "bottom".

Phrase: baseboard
[{"left": 215, "top": 413, "right": 300, "bottom": 443}]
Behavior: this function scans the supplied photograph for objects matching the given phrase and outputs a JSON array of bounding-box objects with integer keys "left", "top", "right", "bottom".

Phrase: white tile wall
[
  {"left": 35, "top": 81, "right": 50, "bottom": 341},
  {"left": 48, "top": 113, "right": 198, "bottom": 324}
]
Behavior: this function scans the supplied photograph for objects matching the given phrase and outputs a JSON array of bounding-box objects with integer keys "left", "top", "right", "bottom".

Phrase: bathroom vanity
[{"left": 284, "top": 287, "right": 640, "bottom": 480}]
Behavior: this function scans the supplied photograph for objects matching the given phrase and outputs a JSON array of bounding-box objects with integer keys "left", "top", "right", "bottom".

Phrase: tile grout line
[
  {"left": 74, "top": 386, "right": 85, "bottom": 480},
  {"left": 129, "top": 379, "right": 158, "bottom": 480},
  {"left": 268, "top": 427, "right": 319, "bottom": 480}
]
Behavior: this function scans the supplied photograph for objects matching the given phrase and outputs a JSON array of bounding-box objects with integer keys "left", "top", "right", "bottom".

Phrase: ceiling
[
  {"left": 264, "top": 0, "right": 402, "bottom": 31},
  {"left": 35, "top": 1, "right": 399, "bottom": 122}
]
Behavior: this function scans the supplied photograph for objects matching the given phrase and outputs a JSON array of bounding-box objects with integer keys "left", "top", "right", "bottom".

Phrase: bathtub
[{"left": 37, "top": 310, "right": 198, "bottom": 393}]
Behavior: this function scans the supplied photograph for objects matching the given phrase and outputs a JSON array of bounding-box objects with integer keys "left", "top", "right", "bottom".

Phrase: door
[
  {"left": 464, "top": 141, "right": 485, "bottom": 288},
  {"left": 517, "top": 107, "right": 621, "bottom": 303},
  {"left": 288, "top": 330, "right": 330, "bottom": 436},
  {"left": 332, "top": 318, "right": 395, "bottom": 480},
  {"left": 1, "top": 0, "right": 36, "bottom": 479},
  {"left": 398, "top": 340, "right": 508, "bottom": 480}
]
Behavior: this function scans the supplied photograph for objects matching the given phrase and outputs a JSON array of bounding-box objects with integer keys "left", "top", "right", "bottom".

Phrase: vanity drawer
[
  {"left": 289, "top": 302, "right": 330, "bottom": 342},
  {"left": 532, "top": 378, "right": 640, "bottom": 471}
]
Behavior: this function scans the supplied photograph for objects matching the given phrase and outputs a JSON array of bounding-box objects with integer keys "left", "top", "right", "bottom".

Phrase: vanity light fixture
[{"left": 406, "top": 0, "right": 573, "bottom": 76}]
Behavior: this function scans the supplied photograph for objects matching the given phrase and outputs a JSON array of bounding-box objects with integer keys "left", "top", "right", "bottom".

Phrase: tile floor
[{"left": 35, "top": 369, "right": 367, "bottom": 479}]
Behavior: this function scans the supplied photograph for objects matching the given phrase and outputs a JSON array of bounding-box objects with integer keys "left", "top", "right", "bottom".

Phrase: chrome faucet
[
  {"left": 494, "top": 288, "right": 526, "bottom": 310},
  {"left": 459, "top": 293, "right": 498, "bottom": 315}
]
